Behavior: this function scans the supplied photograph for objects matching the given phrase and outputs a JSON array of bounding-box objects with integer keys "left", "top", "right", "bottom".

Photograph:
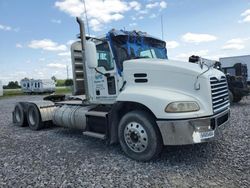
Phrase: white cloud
[
  {"left": 16, "top": 43, "right": 23, "bottom": 48},
  {"left": 239, "top": 9, "right": 250, "bottom": 23},
  {"left": 129, "top": 22, "right": 137, "bottom": 27},
  {"left": 28, "top": 39, "right": 67, "bottom": 51},
  {"left": 58, "top": 52, "right": 71, "bottom": 56},
  {"left": 149, "top": 14, "right": 157, "bottom": 18},
  {"left": 146, "top": 2, "right": 158, "bottom": 9},
  {"left": 146, "top": 1, "right": 167, "bottom": 9},
  {"left": 39, "top": 58, "right": 46, "bottom": 61},
  {"left": 222, "top": 38, "right": 248, "bottom": 50},
  {"left": 129, "top": 1, "right": 141, "bottom": 11},
  {"left": 166, "top": 41, "right": 179, "bottom": 49},
  {"left": 55, "top": 0, "right": 134, "bottom": 31},
  {"left": 139, "top": 16, "right": 144, "bottom": 20},
  {"left": 47, "top": 63, "right": 67, "bottom": 69},
  {"left": 51, "top": 19, "right": 62, "bottom": 24},
  {"left": 0, "top": 24, "right": 12, "bottom": 31},
  {"left": 0, "top": 24, "right": 19, "bottom": 32},
  {"left": 137, "top": 9, "right": 148, "bottom": 15},
  {"left": 131, "top": 16, "right": 136, "bottom": 21},
  {"left": 241, "top": 9, "right": 250, "bottom": 16},
  {"left": 182, "top": 32, "right": 217, "bottom": 43},
  {"left": 66, "top": 39, "right": 75, "bottom": 46},
  {"left": 242, "top": 15, "right": 250, "bottom": 23},
  {"left": 222, "top": 43, "right": 244, "bottom": 50},
  {"left": 159, "top": 1, "right": 167, "bottom": 9},
  {"left": 175, "top": 50, "right": 209, "bottom": 61}
]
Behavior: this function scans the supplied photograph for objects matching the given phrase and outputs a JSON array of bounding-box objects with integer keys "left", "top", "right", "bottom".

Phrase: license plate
[{"left": 200, "top": 131, "right": 214, "bottom": 139}]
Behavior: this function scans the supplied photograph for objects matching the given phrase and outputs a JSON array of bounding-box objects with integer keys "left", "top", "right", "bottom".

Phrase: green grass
[
  {"left": 1, "top": 89, "right": 24, "bottom": 98},
  {"left": 0, "top": 87, "right": 72, "bottom": 99},
  {"left": 55, "top": 87, "right": 72, "bottom": 94}
]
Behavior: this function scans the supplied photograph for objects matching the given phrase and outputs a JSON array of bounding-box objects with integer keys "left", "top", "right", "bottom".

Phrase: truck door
[{"left": 92, "top": 42, "right": 118, "bottom": 103}]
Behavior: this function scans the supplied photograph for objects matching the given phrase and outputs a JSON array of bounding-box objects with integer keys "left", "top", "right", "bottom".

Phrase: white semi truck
[{"left": 12, "top": 18, "right": 230, "bottom": 161}]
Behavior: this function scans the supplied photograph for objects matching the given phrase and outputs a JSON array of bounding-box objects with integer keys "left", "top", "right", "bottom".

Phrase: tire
[
  {"left": 27, "top": 104, "right": 44, "bottom": 130},
  {"left": 118, "top": 110, "right": 163, "bottom": 161},
  {"left": 233, "top": 95, "right": 242, "bottom": 103},
  {"left": 228, "top": 90, "right": 233, "bottom": 105},
  {"left": 13, "top": 103, "right": 27, "bottom": 127}
]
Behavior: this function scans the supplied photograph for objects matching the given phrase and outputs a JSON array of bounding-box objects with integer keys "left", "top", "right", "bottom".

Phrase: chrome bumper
[{"left": 157, "top": 109, "right": 230, "bottom": 145}]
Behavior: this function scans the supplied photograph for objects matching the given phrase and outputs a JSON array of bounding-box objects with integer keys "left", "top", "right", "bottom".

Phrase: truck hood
[
  {"left": 120, "top": 58, "right": 227, "bottom": 118},
  {"left": 124, "top": 58, "right": 211, "bottom": 77}
]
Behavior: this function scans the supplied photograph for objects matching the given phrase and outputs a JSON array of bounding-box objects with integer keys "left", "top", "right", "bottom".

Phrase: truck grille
[{"left": 210, "top": 76, "right": 229, "bottom": 113}]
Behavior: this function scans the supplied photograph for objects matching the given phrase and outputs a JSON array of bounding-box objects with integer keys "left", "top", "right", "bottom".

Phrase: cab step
[
  {"left": 85, "top": 111, "right": 108, "bottom": 117},
  {"left": 83, "top": 131, "right": 106, "bottom": 139}
]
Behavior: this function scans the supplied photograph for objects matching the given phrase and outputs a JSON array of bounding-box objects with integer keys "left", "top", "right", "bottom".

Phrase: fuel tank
[{"left": 53, "top": 105, "right": 93, "bottom": 130}]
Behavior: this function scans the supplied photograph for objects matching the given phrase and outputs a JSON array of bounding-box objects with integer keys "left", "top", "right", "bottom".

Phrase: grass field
[{"left": 0, "top": 87, "right": 72, "bottom": 99}]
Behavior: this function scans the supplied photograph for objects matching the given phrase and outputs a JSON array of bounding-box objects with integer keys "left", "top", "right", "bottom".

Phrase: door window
[{"left": 96, "top": 42, "right": 114, "bottom": 71}]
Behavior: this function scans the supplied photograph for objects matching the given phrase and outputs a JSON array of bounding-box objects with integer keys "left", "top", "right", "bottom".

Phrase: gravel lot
[{"left": 0, "top": 95, "right": 249, "bottom": 187}]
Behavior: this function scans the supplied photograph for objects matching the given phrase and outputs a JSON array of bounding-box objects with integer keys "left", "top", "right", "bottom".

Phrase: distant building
[
  {"left": 0, "top": 80, "right": 3, "bottom": 96},
  {"left": 20, "top": 78, "right": 55, "bottom": 94},
  {"left": 219, "top": 55, "right": 250, "bottom": 81}
]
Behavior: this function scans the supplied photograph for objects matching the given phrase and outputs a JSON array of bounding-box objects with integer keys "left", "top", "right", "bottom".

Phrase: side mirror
[{"left": 85, "top": 41, "right": 98, "bottom": 69}]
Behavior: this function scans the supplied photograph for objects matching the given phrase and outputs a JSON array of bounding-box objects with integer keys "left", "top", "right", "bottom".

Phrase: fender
[{"left": 27, "top": 100, "right": 56, "bottom": 122}]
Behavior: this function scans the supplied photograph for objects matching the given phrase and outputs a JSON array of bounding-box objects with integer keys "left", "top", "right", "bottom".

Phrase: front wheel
[{"left": 118, "top": 110, "right": 163, "bottom": 161}]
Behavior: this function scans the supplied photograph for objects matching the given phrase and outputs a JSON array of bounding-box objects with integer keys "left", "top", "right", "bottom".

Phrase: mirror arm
[{"left": 94, "top": 68, "right": 110, "bottom": 77}]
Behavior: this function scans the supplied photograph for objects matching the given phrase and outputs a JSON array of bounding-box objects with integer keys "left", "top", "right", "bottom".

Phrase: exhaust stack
[{"left": 76, "top": 17, "right": 90, "bottom": 102}]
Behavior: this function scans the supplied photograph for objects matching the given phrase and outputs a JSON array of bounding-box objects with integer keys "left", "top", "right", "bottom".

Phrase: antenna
[
  {"left": 161, "top": 14, "right": 164, "bottom": 40},
  {"left": 82, "top": 0, "right": 90, "bottom": 36}
]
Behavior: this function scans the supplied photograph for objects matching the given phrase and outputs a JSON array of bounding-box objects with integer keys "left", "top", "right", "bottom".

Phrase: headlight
[{"left": 165, "top": 101, "right": 200, "bottom": 113}]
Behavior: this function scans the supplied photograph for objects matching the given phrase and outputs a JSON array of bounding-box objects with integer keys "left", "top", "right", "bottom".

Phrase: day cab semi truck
[{"left": 12, "top": 18, "right": 230, "bottom": 161}]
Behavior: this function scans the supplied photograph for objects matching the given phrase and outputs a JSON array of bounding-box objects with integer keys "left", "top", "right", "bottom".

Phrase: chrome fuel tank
[{"left": 53, "top": 105, "right": 93, "bottom": 130}]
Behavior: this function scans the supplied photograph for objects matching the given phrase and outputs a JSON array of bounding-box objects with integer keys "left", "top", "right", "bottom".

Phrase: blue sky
[{"left": 0, "top": 0, "right": 250, "bottom": 84}]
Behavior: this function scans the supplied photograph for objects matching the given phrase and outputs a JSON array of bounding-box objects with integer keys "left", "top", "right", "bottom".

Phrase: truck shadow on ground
[{"left": 52, "top": 127, "right": 221, "bottom": 165}]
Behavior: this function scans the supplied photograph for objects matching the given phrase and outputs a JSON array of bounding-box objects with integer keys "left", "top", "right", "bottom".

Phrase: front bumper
[{"left": 157, "top": 109, "right": 230, "bottom": 145}]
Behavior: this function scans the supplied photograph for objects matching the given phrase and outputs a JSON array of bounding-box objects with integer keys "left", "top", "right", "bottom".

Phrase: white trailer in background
[
  {"left": 20, "top": 78, "right": 55, "bottom": 94},
  {"left": 219, "top": 55, "right": 250, "bottom": 82},
  {"left": 0, "top": 81, "right": 3, "bottom": 96}
]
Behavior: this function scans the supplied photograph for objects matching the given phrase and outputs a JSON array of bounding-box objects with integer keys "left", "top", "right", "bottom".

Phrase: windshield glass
[{"left": 107, "top": 30, "right": 168, "bottom": 75}]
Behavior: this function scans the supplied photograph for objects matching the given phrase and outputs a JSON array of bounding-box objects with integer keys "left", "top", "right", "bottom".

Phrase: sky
[{"left": 0, "top": 0, "right": 250, "bottom": 85}]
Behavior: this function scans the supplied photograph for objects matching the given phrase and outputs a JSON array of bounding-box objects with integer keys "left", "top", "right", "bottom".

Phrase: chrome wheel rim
[{"left": 124, "top": 122, "right": 148, "bottom": 153}]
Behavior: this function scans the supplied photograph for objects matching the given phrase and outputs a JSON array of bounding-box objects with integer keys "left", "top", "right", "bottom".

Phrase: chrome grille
[{"left": 210, "top": 76, "right": 230, "bottom": 113}]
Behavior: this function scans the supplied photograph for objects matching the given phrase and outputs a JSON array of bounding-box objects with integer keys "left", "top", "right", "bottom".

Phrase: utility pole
[
  {"left": 66, "top": 65, "right": 69, "bottom": 79},
  {"left": 82, "top": 0, "right": 90, "bottom": 36}
]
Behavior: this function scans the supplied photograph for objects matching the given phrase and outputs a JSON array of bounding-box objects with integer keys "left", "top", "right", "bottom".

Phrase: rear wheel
[
  {"left": 27, "top": 104, "right": 44, "bottom": 130},
  {"left": 118, "top": 110, "right": 163, "bottom": 161},
  {"left": 13, "top": 103, "right": 27, "bottom": 127},
  {"left": 229, "top": 90, "right": 233, "bottom": 105}
]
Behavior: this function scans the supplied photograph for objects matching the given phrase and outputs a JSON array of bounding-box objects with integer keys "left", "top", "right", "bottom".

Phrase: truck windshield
[{"left": 107, "top": 30, "right": 168, "bottom": 75}]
